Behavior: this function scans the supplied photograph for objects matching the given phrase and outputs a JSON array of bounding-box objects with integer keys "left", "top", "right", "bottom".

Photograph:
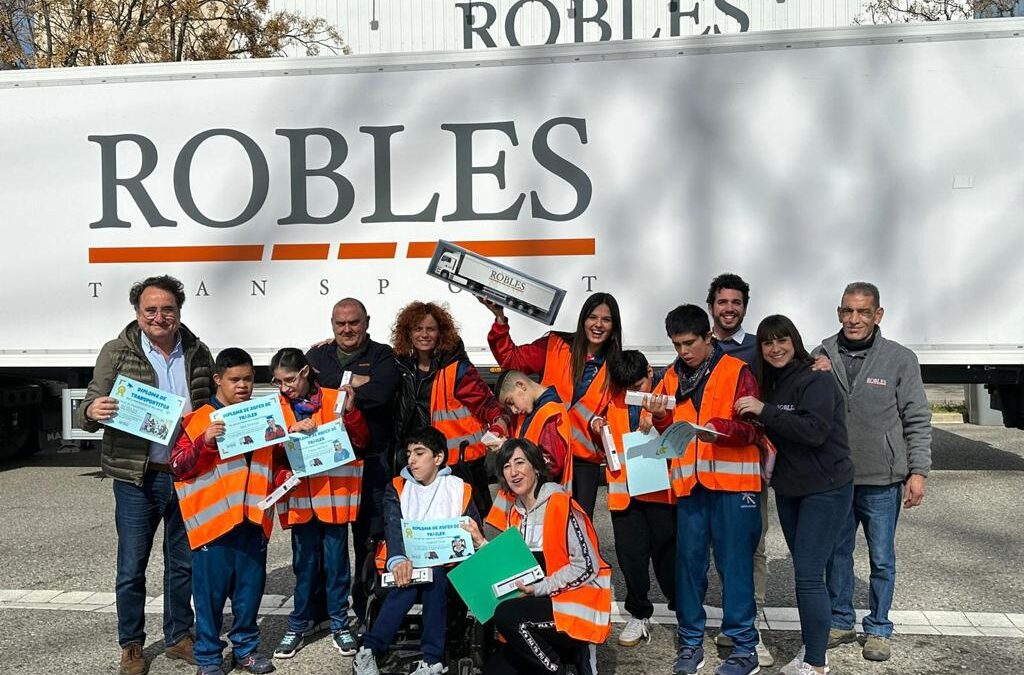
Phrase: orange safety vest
[
  {"left": 604, "top": 395, "right": 676, "bottom": 511},
  {"left": 491, "top": 489, "right": 612, "bottom": 644},
  {"left": 374, "top": 475, "right": 474, "bottom": 572},
  {"left": 276, "top": 388, "right": 363, "bottom": 528},
  {"left": 654, "top": 354, "right": 762, "bottom": 497},
  {"left": 429, "top": 361, "right": 488, "bottom": 466},
  {"left": 485, "top": 399, "right": 573, "bottom": 530},
  {"left": 541, "top": 335, "right": 611, "bottom": 463},
  {"left": 174, "top": 404, "right": 275, "bottom": 550}
]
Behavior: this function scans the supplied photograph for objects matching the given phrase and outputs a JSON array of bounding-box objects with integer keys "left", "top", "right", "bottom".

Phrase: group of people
[{"left": 78, "top": 271, "right": 931, "bottom": 675}]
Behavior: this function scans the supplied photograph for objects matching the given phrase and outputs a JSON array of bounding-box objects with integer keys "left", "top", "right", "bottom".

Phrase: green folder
[{"left": 448, "top": 528, "right": 541, "bottom": 622}]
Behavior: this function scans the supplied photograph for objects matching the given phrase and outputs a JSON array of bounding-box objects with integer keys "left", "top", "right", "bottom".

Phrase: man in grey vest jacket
[
  {"left": 815, "top": 282, "right": 931, "bottom": 663},
  {"left": 78, "top": 276, "right": 213, "bottom": 675}
]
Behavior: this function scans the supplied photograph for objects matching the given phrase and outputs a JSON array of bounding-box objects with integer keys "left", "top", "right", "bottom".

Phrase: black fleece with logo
[{"left": 758, "top": 361, "right": 855, "bottom": 497}]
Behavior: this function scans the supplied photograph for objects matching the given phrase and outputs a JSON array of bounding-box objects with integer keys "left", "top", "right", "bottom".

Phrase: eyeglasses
[
  {"left": 838, "top": 307, "right": 878, "bottom": 319},
  {"left": 140, "top": 306, "right": 179, "bottom": 319},
  {"left": 271, "top": 373, "right": 303, "bottom": 388}
]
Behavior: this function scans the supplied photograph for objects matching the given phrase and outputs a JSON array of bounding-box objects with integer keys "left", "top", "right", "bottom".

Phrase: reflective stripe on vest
[
  {"left": 506, "top": 489, "right": 611, "bottom": 644},
  {"left": 175, "top": 404, "right": 275, "bottom": 549},
  {"left": 540, "top": 335, "right": 610, "bottom": 463},
  {"left": 430, "top": 361, "right": 489, "bottom": 466},
  {"left": 376, "top": 475, "right": 473, "bottom": 571},
  {"left": 655, "top": 355, "right": 762, "bottom": 497},
  {"left": 486, "top": 400, "right": 574, "bottom": 529},
  {"left": 276, "top": 388, "right": 364, "bottom": 528},
  {"left": 604, "top": 398, "right": 674, "bottom": 510}
]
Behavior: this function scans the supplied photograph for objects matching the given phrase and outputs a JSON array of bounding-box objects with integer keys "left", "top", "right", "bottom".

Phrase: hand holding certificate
[
  {"left": 104, "top": 375, "right": 186, "bottom": 445},
  {"left": 622, "top": 429, "right": 672, "bottom": 496},
  {"left": 209, "top": 395, "right": 288, "bottom": 460},
  {"left": 401, "top": 517, "right": 476, "bottom": 567},
  {"left": 283, "top": 419, "right": 356, "bottom": 478}
]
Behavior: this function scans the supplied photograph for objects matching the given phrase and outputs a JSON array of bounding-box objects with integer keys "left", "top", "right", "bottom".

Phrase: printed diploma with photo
[
  {"left": 401, "top": 517, "right": 476, "bottom": 568},
  {"left": 209, "top": 395, "right": 288, "bottom": 460},
  {"left": 104, "top": 375, "right": 187, "bottom": 445},
  {"left": 283, "top": 419, "right": 356, "bottom": 478}
]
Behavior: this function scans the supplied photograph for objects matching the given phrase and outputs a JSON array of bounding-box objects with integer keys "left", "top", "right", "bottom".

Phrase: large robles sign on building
[{"left": 269, "top": 0, "right": 865, "bottom": 55}]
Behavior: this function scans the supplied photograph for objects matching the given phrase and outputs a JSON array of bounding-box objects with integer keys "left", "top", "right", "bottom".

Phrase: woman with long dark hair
[
  {"left": 481, "top": 292, "right": 622, "bottom": 517},
  {"left": 734, "top": 316, "right": 855, "bottom": 675},
  {"left": 390, "top": 301, "right": 509, "bottom": 516}
]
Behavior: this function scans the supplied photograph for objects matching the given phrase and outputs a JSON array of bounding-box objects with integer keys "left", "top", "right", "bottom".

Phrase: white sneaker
[
  {"left": 618, "top": 616, "right": 652, "bottom": 646},
  {"left": 352, "top": 647, "right": 380, "bottom": 675},
  {"left": 779, "top": 646, "right": 830, "bottom": 675},
  {"left": 410, "top": 661, "right": 447, "bottom": 675},
  {"left": 755, "top": 630, "right": 774, "bottom": 667}
]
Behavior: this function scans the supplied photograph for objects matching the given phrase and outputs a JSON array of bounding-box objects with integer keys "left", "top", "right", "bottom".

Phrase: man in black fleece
[{"left": 306, "top": 297, "right": 399, "bottom": 625}]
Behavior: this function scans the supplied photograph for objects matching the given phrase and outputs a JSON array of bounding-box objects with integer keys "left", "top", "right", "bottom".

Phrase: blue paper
[
  {"left": 283, "top": 419, "right": 356, "bottom": 477},
  {"left": 105, "top": 375, "right": 186, "bottom": 445},
  {"left": 401, "top": 517, "right": 476, "bottom": 567},
  {"left": 622, "top": 429, "right": 671, "bottom": 496},
  {"left": 209, "top": 395, "right": 288, "bottom": 459}
]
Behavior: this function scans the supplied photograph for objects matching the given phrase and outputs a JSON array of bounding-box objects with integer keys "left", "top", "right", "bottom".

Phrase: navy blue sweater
[{"left": 759, "top": 361, "right": 855, "bottom": 497}]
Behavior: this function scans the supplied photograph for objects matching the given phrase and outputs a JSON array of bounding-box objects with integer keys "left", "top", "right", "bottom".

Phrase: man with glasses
[
  {"left": 78, "top": 275, "right": 214, "bottom": 675},
  {"left": 814, "top": 282, "right": 931, "bottom": 662}
]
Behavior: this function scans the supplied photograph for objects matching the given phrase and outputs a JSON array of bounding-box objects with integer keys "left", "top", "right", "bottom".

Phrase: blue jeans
[
  {"left": 826, "top": 482, "right": 902, "bottom": 638},
  {"left": 363, "top": 567, "right": 449, "bottom": 665},
  {"left": 113, "top": 472, "right": 193, "bottom": 647},
  {"left": 192, "top": 523, "right": 268, "bottom": 667},
  {"left": 676, "top": 485, "right": 761, "bottom": 653},
  {"left": 288, "top": 520, "right": 351, "bottom": 633},
  {"left": 776, "top": 483, "right": 854, "bottom": 667}
]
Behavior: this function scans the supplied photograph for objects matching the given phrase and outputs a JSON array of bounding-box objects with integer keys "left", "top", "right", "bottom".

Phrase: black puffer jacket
[{"left": 392, "top": 342, "right": 471, "bottom": 467}]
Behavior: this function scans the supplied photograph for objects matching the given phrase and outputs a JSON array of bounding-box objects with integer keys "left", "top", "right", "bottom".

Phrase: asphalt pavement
[{"left": 1, "top": 421, "right": 1022, "bottom": 674}]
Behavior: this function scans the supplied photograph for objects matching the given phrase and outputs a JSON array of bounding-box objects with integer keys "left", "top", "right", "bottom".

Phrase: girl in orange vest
[
  {"left": 267, "top": 348, "right": 371, "bottom": 661},
  {"left": 391, "top": 301, "right": 510, "bottom": 516},
  {"left": 481, "top": 292, "right": 622, "bottom": 518},
  {"left": 463, "top": 438, "right": 611, "bottom": 675}
]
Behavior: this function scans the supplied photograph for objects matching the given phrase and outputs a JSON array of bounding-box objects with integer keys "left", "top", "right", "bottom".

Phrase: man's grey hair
[
  {"left": 333, "top": 297, "right": 368, "bottom": 318},
  {"left": 842, "top": 281, "right": 881, "bottom": 308}
]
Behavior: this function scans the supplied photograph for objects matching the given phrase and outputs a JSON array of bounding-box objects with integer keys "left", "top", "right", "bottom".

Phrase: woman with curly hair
[{"left": 391, "top": 301, "right": 509, "bottom": 516}]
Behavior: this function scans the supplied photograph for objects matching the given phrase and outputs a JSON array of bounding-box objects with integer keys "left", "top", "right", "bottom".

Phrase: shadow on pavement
[{"left": 931, "top": 427, "right": 1024, "bottom": 471}]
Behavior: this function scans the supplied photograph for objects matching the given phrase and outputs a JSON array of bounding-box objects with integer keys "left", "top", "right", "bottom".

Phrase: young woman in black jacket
[{"left": 734, "top": 315, "right": 855, "bottom": 675}]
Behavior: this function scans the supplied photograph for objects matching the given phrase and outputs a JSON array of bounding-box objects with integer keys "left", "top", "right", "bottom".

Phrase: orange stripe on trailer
[
  {"left": 271, "top": 243, "right": 330, "bottom": 261},
  {"left": 406, "top": 238, "right": 596, "bottom": 258},
  {"left": 337, "top": 242, "right": 398, "bottom": 259},
  {"left": 89, "top": 245, "right": 264, "bottom": 263}
]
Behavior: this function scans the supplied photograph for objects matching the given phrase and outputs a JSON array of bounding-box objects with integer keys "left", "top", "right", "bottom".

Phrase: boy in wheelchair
[{"left": 354, "top": 427, "right": 484, "bottom": 675}]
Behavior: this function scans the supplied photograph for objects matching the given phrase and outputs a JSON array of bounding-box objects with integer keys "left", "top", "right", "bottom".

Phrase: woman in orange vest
[
  {"left": 463, "top": 438, "right": 611, "bottom": 675},
  {"left": 481, "top": 292, "right": 622, "bottom": 518},
  {"left": 391, "top": 301, "right": 510, "bottom": 516},
  {"left": 268, "top": 348, "right": 371, "bottom": 662}
]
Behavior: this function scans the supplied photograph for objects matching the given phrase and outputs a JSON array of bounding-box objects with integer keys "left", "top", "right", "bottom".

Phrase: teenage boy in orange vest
[
  {"left": 591, "top": 350, "right": 676, "bottom": 648},
  {"left": 486, "top": 370, "right": 572, "bottom": 528},
  {"left": 352, "top": 427, "right": 482, "bottom": 675},
  {"left": 649, "top": 306, "right": 763, "bottom": 675},
  {"left": 169, "top": 349, "right": 279, "bottom": 675}
]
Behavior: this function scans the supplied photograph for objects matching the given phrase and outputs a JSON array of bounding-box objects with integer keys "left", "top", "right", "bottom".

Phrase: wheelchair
[{"left": 358, "top": 539, "right": 492, "bottom": 675}]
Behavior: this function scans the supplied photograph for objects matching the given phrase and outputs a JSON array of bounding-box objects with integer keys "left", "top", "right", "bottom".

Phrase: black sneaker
[
  {"left": 232, "top": 651, "right": 275, "bottom": 674},
  {"left": 333, "top": 628, "right": 358, "bottom": 656},
  {"left": 272, "top": 631, "right": 305, "bottom": 659}
]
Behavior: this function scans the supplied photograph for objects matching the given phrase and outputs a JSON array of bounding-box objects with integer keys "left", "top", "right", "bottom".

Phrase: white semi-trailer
[{"left": 2, "top": 18, "right": 1024, "bottom": 454}]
